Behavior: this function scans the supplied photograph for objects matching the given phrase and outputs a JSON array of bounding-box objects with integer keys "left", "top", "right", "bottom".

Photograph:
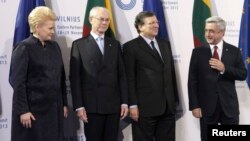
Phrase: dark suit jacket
[
  {"left": 70, "top": 35, "right": 128, "bottom": 114},
  {"left": 123, "top": 36, "right": 179, "bottom": 117},
  {"left": 188, "top": 41, "right": 247, "bottom": 117}
]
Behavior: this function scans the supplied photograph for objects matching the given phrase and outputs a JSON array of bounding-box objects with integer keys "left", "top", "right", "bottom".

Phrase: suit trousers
[
  {"left": 132, "top": 109, "right": 175, "bottom": 141},
  {"left": 200, "top": 99, "right": 239, "bottom": 141},
  {"left": 84, "top": 113, "right": 120, "bottom": 141}
]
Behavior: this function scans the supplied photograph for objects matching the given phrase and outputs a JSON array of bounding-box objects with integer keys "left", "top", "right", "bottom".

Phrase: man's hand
[
  {"left": 192, "top": 108, "right": 202, "bottom": 118},
  {"left": 63, "top": 106, "right": 68, "bottom": 118},
  {"left": 209, "top": 58, "right": 225, "bottom": 72},
  {"left": 120, "top": 105, "right": 128, "bottom": 119},
  {"left": 77, "top": 109, "right": 88, "bottom": 123},
  {"left": 129, "top": 107, "right": 139, "bottom": 122},
  {"left": 20, "top": 112, "right": 36, "bottom": 128}
]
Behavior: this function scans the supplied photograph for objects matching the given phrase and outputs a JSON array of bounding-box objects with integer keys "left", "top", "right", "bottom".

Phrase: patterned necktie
[{"left": 213, "top": 46, "right": 219, "bottom": 60}]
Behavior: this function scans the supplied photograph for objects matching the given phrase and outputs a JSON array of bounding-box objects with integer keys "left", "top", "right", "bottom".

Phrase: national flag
[
  {"left": 192, "top": 0, "right": 212, "bottom": 48},
  {"left": 143, "top": 0, "right": 169, "bottom": 40},
  {"left": 10, "top": 0, "right": 45, "bottom": 86},
  {"left": 13, "top": 0, "right": 45, "bottom": 46},
  {"left": 82, "top": 0, "right": 115, "bottom": 37},
  {"left": 238, "top": 0, "right": 250, "bottom": 88}
]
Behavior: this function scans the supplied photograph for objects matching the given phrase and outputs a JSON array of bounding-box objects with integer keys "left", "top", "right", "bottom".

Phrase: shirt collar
[
  {"left": 209, "top": 40, "right": 223, "bottom": 51},
  {"left": 90, "top": 31, "right": 104, "bottom": 40},
  {"left": 140, "top": 35, "right": 156, "bottom": 45}
]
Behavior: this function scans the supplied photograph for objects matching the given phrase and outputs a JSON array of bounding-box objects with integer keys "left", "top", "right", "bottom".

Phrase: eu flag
[
  {"left": 13, "top": 0, "right": 45, "bottom": 46},
  {"left": 239, "top": 0, "right": 250, "bottom": 88},
  {"left": 10, "top": 0, "right": 45, "bottom": 86},
  {"left": 143, "top": 0, "right": 169, "bottom": 40}
]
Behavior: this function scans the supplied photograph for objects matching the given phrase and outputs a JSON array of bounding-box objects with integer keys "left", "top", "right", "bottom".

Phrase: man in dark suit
[
  {"left": 123, "top": 11, "right": 179, "bottom": 141},
  {"left": 69, "top": 6, "right": 128, "bottom": 141},
  {"left": 188, "top": 16, "right": 247, "bottom": 141}
]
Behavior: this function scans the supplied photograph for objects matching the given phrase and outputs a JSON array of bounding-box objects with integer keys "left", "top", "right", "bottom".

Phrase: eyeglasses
[{"left": 93, "top": 17, "right": 110, "bottom": 22}]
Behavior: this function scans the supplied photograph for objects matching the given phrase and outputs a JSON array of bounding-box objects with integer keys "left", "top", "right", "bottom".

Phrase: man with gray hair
[
  {"left": 188, "top": 16, "right": 247, "bottom": 141},
  {"left": 70, "top": 6, "right": 128, "bottom": 141}
]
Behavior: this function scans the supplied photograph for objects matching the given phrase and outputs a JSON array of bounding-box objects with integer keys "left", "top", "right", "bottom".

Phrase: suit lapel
[
  {"left": 82, "top": 35, "right": 103, "bottom": 67},
  {"left": 87, "top": 35, "right": 103, "bottom": 56},
  {"left": 203, "top": 43, "right": 220, "bottom": 74},
  {"left": 157, "top": 39, "right": 167, "bottom": 64},
  {"left": 204, "top": 41, "right": 229, "bottom": 63},
  {"left": 204, "top": 43, "right": 213, "bottom": 57},
  {"left": 221, "top": 41, "right": 230, "bottom": 63},
  {"left": 137, "top": 36, "right": 163, "bottom": 63},
  {"left": 103, "top": 37, "right": 113, "bottom": 64}
]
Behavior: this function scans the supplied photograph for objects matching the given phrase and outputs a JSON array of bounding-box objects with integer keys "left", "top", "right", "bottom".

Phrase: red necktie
[{"left": 213, "top": 46, "right": 219, "bottom": 60}]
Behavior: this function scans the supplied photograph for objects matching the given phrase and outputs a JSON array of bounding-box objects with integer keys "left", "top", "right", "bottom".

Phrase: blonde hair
[{"left": 28, "top": 6, "right": 56, "bottom": 33}]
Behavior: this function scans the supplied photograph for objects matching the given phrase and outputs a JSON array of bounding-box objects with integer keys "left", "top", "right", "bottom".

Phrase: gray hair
[
  {"left": 206, "top": 16, "right": 226, "bottom": 32},
  {"left": 89, "top": 6, "right": 108, "bottom": 18}
]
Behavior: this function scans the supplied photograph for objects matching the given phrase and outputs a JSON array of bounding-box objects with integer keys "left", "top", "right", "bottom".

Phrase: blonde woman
[{"left": 10, "top": 6, "right": 68, "bottom": 141}]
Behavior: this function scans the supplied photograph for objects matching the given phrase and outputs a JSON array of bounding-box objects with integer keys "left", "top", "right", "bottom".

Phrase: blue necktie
[{"left": 97, "top": 37, "right": 104, "bottom": 54}]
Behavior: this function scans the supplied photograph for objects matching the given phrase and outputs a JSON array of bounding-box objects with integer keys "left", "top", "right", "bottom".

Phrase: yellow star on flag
[{"left": 247, "top": 58, "right": 250, "bottom": 64}]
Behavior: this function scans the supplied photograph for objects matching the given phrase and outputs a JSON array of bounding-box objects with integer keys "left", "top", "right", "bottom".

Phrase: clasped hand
[{"left": 209, "top": 58, "right": 225, "bottom": 72}]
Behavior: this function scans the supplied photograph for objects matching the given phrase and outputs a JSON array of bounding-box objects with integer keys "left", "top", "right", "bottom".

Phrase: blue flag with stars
[
  {"left": 13, "top": 0, "right": 45, "bottom": 47},
  {"left": 239, "top": 0, "right": 250, "bottom": 88},
  {"left": 10, "top": 0, "right": 45, "bottom": 86}
]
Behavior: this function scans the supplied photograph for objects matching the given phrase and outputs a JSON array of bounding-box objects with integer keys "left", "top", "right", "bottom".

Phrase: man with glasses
[
  {"left": 70, "top": 6, "right": 128, "bottom": 141},
  {"left": 123, "top": 11, "right": 179, "bottom": 141},
  {"left": 188, "top": 16, "right": 247, "bottom": 141}
]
